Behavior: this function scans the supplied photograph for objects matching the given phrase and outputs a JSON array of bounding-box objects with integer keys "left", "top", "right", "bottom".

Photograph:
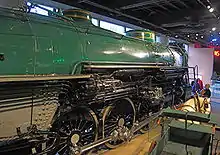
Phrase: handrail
[
  {"left": 160, "top": 108, "right": 214, "bottom": 123},
  {"left": 194, "top": 65, "right": 199, "bottom": 80}
]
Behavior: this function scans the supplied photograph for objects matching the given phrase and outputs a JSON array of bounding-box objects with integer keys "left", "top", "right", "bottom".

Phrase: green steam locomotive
[{"left": 0, "top": 4, "right": 191, "bottom": 155}]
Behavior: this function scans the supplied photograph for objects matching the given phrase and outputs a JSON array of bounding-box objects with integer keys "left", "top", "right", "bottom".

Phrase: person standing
[
  {"left": 197, "top": 78, "right": 203, "bottom": 90},
  {"left": 192, "top": 79, "right": 201, "bottom": 95}
]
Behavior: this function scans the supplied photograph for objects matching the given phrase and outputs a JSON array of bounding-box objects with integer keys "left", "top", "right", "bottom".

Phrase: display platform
[
  {"left": 101, "top": 126, "right": 161, "bottom": 155},
  {"left": 101, "top": 100, "right": 220, "bottom": 155}
]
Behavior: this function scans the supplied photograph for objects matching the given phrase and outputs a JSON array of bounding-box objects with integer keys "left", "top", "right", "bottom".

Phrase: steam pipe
[
  {"left": 82, "top": 61, "right": 167, "bottom": 66},
  {"left": 84, "top": 65, "right": 189, "bottom": 69}
]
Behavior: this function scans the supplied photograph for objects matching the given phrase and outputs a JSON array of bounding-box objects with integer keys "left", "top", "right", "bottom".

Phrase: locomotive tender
[{"left": 0, "top": 4, "right": 192, "bottom": 154}]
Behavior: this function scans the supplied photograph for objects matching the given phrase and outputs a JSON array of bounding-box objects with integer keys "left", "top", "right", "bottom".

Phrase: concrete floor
[{"left": 101, "top": 97, "right": 220, "bottom": 155}]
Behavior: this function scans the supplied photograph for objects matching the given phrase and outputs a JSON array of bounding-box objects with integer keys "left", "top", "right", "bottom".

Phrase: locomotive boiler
[{"left": 0, "top": 4, "right": 192, "bottom": 155}]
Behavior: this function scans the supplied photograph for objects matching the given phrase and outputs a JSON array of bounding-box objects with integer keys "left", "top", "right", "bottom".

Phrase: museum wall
[{"left": 188, "top": 44, "right": 214, "bottom": 85}]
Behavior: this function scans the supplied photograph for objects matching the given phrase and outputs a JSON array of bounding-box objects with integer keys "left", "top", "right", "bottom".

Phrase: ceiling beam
[
  {"left": 120, "top": 0, "right": 175, "bottom": 10},
  {"left": 175, "top": 0, "right": 189, "bottom": 8},
  {"left": 77, "top": 0, "right": 170, "bottom": 31},
  {"left": 161, "top": 16, "right": 217, "bottom": 27},
  {"left": 51, "top": 0, "right": 208, "bottom": 44},
  {"left": 76, "top": 0, "right": 205, "bottom": 43},
  {"left": 146, "top": 7, "right": 206, "bottom": 25},
  {"left": 196, "top": 0, "right": 217, "bottom": 17},
  {"left": 153, "top": 2, "right": 172, "bottom": 13},
  {"left": 131, "top": 3, "right": 170, "bottom": 15},
  {"left": 144, "top": 7, "right": 168, "bottom": 16},
  {"left": 164, "top": 0, "right": 181, "bottom": 10}
]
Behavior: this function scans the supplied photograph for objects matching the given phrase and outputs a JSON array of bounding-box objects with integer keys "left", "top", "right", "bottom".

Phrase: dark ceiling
[{"left": 52, "top": 0, "right": 220, "bottom": 45}]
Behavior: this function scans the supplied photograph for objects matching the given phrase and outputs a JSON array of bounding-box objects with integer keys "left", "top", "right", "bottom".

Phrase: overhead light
[
  {"left": 219, "top": 32, "right": 220, "bottom": 35},
  {"left": 195, "top": 37, "right": 198, "bottom": 40},
  {"left": 207, "top": 5, "right": 211, "bottom": 9},
  {"left": 196, "top": 33, "right": 199, "bottom": 36},
  {"left": 187, "top": 34, "right": 190, "bottom": 37},
  {"left": 175, "top": 35, "right": 178, "bottom": 38},
  {"left": 201, "top": 35, "right": 204, "bottom": 38},
  {"left": 212, "top": 38, "right": 217, "bottom": 41},
  {"left": 209, "top": 8, "right": 214, "bottom": 13},
  {"left": 212, "top": 27, "right": 216, "bottom": 31}
]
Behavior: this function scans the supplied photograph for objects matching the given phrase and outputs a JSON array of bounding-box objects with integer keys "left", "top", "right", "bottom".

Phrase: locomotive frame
[{"left": 0, "top": 63, "right": 193, "bottom": 154}]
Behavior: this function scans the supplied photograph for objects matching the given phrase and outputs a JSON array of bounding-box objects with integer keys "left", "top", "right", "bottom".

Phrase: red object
[
  {"left": 148, "top": 141, "right": 157, "bottom": 153},
  {"left": 197, "top": 79, "right": 203, "bottom": 90},
  {"left": 194, "top": 43, "right": 201, "bottom": 48},
  {"left": 214, "top": 50, "right": 220, "bottom": 56}
]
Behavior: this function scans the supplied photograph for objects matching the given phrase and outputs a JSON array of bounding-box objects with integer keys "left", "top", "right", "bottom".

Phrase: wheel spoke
[
  {"left": 82, "top": 135, "right": 94, "bottom": 141},
  {"left": 108, "top": 119, "right": 118, "bottom": 123},
  {"left": 105, "top": 121, "right": 116, "bottom": 127},
  {"left": 60, "top": 127, "right": 70, "bottom": 136},
  {"left": 80, "top": 120, "right": 88, "bottom": 131},
  {"left": 78, "top": 119, "right": 82, "bottom": 130},
  {"left": 52, "top": 108, "right": 98, "bottom": 154},
  {"left": 103, "top": 98, "right": 135, "bottom": 149},
  {"left": 85, "top": 123, "right": 94, "bottom": 131},
  {"left": 105, "top": 124, "right": 117, "bottom": 131},
  {"left": 60, "top": 137, "right": 68, "bottom": 140},
  {"left": 111, "top": 114, "right": 118, "bottom": 120},
  {"left": 108, "top": 128, "right": 116, "bottom": 135},
  {"left": 75, "top": 115, "right": 78, "bottom": 129},
  {"left": 69, "top": 120, "right": 73, "bottom": 131},
  {"left": 81, "top": 132, "right": 94, "bottom": 138},
  {"left": 57, "top": 144, "right": 67, "bottom": 153}
]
